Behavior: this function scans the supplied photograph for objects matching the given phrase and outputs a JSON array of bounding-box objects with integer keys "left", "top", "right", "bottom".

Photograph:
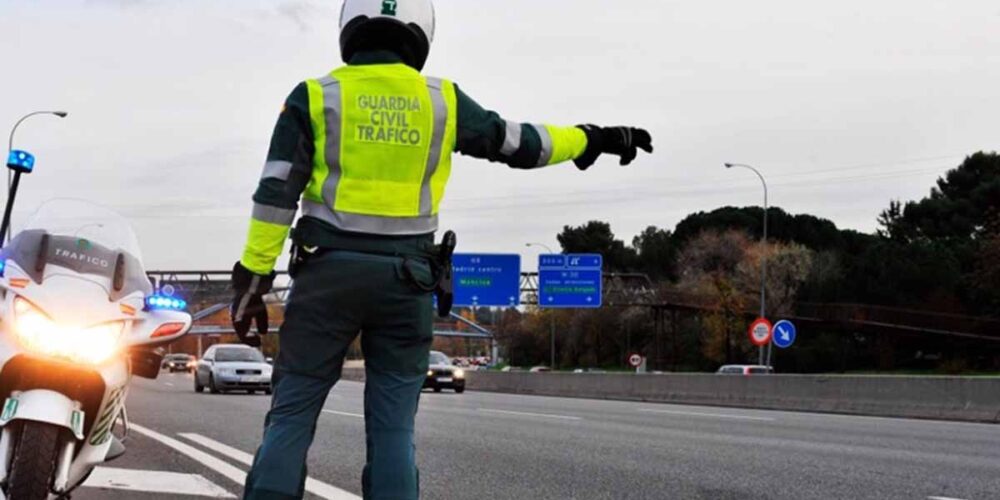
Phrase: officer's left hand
[
  {"left": 574, "top": 125, "right": 654, "bottom": 170},
  {"left": 230, "top": 262, "right": 276, "bottom": 348}
]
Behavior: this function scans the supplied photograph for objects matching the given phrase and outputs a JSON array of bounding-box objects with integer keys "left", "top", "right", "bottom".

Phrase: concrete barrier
[
  {"left": 339, "top": 366, "right": 1000, "bottom": 423},
  {"left": 470, "top": 371, "right": 1000, "bottom": 423}
]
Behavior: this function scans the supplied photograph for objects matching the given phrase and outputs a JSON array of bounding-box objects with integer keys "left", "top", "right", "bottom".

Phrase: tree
[
  {"left": 676, "top": 230, "right": 752, "bottom": 363},
  {"left": 673, "top": 206, "right": 845, "bottom": 251},
  {"left": 736, "top": 242, "right": 814, "bottom": 317},
  {"left": 557, "top": 221, "right": 637, "bottom": 272},
  {"left": 880, "top": 152, "right": 1000, "bottom": 242},
  {"left": 632, "top": 226, "right": 676, "bottom": 281}
]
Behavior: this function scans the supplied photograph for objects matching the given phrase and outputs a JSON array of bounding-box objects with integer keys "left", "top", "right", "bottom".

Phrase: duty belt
[{"left": 289, "top": 228, "right": 457, "bottom": 318}]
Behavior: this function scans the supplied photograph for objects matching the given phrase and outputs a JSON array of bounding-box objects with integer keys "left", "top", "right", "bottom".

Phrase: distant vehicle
[
  {"left": 529, "top": 366, "right": 552, "bottom": 373},
  {"left": 424, "top": 351, "right": 465, "bottom": 393},
  {"left": 195, "top": 344, "right": 273, "bottom": 395},
  {"left": 716, "top": 365, "right": 774, "bottom": 375},
  {"left": 162, "top": 353, "right": 195, "bottom": 373}
]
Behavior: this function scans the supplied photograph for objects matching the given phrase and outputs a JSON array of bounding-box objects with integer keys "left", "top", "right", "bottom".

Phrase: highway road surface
[{"left": 73, "top": 371, "right": 1000, "bottom": 499}]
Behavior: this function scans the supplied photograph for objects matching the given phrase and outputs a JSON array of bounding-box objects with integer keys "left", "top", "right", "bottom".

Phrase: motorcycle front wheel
[{"left": 6, "top": 421, "right": 61, "bottom": 500}]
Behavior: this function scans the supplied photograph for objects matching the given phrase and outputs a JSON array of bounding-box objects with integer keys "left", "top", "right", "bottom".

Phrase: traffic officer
[{"left": 231, "top": 1, "right": 653, "bottom": 498}]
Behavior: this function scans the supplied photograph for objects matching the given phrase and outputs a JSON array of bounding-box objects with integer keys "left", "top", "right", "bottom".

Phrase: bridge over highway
[
  {"left": 148, "top": 270, "right": 1000, "bottom": 369},
  {"left": 149, "top": 270, "right": 999, "bottom": 337}
]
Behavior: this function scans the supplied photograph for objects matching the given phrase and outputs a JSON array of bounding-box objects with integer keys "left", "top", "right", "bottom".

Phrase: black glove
[
  {"left": 230, "top": 262, "right": 276, "bottom": 348},
  {"left": 574, "top": 125, "right": 654, "bottom": 170}
]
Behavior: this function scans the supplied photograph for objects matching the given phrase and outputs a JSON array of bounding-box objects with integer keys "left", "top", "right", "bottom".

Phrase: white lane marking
[
  {"left": 638, "top": 408, "right": 775, "bottom": 422},
  {"left": 179, "top": 433, "right": 361, "bottom": 500},
  {"left": 130, "top": 424, "right": 248, "bottom": 486},
  {"left": 477, "top": 408, "right": 582, "bottom": 421},
  {"left": 322, "top": 409, "right": 364, "bottom": 419},
  {"left": 83, "top": 467, "right": 234, "bottom": 498},
  {"left": 165, "top": 383, "right": 175, "bottom": 387}
]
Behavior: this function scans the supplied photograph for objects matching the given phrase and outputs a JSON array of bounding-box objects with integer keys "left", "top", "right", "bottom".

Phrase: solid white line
[
  {"left": 83, "top": 467, "right": 234, "bottom": 498},
  {"left": 638, "top": 408, "right": 775, "bottom": 422},
  {"left": 130, "top": 424, "right": 249, "bottom": 486},
  {"left": 179, "top": 433, "right": 360, "bottom": 500},
  {"left": 477, "top": 408, "right": 582, "bottom": 421},
  {"left": 322, "top": 409, "right": 365, "bottom": 419}
]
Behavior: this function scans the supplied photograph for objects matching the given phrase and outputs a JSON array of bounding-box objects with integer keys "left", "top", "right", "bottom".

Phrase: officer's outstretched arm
[{"left": 453, "top": 86, "right": 653, "bottom": 170}]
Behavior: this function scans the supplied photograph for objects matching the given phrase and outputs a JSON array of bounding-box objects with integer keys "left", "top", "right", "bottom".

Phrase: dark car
[
  {"left": 162, "top": 353, "right": 195, "bottom": 373},
  {"left": 423, "top": 351, "right": 465, "bottom": 393}
]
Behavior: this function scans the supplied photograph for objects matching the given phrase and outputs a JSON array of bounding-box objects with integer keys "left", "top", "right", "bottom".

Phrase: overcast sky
[{"left": 2, "top": 0, "right": 998, "bottom": 269}]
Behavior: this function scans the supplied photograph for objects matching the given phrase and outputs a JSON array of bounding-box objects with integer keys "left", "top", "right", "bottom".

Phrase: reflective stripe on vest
[{"left": 303, "top": 64, "right": 457, "bottom": 235}]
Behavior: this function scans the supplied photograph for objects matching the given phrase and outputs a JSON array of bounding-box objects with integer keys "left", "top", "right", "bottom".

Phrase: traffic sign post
[
  {"left": 772, "top": 320, "right": 796, "bottom": 349},
  {"left": 452, "top": 254, "right": 521, "bottom": 307},
  {"left": 748, "top": 318, "right": 772, "bottom": 349},
  {"left": 538, "top": 254, "right": 603, "bottom": 308}
]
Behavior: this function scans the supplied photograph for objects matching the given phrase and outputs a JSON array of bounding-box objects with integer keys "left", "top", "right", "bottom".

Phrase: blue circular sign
[{"left": 772, "top": 320, "right": 797, "bottom": 349}]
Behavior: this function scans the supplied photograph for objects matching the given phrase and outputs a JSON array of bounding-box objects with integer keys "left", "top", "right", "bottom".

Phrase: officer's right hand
[
  {"left": 230, "top": 262, "right": 276, "bottom": 348},
  {"left": 574, "top": 125, "right": 654, "bottom": 170}
]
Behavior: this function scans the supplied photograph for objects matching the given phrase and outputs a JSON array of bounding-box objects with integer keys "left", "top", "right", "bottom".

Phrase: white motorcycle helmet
[{"left": 340, "top": 0, "right": 436, "bottom": 70}]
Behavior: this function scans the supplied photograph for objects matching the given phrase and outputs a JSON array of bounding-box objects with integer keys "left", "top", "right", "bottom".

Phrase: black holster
[
  {"left": 433, "top": 231, "right": 457, "bottom": 318},
  {"left": 287, "top": 243, "right": 315, "bottom": 279}
]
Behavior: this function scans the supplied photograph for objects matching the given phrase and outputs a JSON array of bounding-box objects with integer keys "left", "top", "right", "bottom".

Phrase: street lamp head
[
  {"left": 724, "top": 163, "right": 734, "bottom": 169},
  {"left": 53, "top": 111, "right": 68, "bottom": 118}
]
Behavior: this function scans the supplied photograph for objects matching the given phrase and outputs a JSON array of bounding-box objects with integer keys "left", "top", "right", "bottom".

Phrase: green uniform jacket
[{"left": 242, "top": 51, "right": 589, "bottom": 274}]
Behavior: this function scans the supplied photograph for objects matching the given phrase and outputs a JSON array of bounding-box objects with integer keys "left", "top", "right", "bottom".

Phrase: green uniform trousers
[{"left": 243, "top": 249, "right": 435, "bottom": 500}]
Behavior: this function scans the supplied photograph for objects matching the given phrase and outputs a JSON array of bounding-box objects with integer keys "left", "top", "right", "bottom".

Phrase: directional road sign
[
  {"left": 748, "top": 318, "right": 772, "bottom": 347},
  {"left": 452, "top": 254, "right": 521, "bottom": 307},
  {"left": 538, "top": 254, "right": 603, "bottom": 308},
  {"left": 772, "top": 320, "right": 797, "bottom": 349}
]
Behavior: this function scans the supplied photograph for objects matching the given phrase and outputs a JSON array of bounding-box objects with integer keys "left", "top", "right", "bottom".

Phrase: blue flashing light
[
  {"left": 0, "top": 259, "right": 5, "bottom": 277},
  {"left": 6, "top": 150, "right": 36, "bottom": 173},
  {"left": 145, "top": 294, "right": 187, "bottom": 311}
]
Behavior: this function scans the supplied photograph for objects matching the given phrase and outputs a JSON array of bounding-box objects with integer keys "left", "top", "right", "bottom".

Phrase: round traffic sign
[
  {"left": 627, "top": 353, "right": 644, "bottom": 368},
  {"left": 748, "top": 318, "right": 772, "bottom": 347},
  {"left": 772, "top": 320, "right": 797, "bottom": 349}
]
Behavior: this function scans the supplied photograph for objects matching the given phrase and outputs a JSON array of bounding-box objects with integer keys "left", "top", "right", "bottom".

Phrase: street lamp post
[
  {"left": 724, "top": 163, "right": 769, "bottom": 366},
  {"left": 6, "top": 111, "right": 68, "bottom": 242},
  {"left": 526, "top": 242, "right": 557, "bottom": 369}
]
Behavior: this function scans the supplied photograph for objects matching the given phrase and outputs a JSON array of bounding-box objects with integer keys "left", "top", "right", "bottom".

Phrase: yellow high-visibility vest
[{"left": 302, "top": 63, "right": 457, "bottom": 235}]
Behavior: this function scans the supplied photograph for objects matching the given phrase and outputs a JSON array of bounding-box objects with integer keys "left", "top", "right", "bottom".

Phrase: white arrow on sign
[{"left": 778, "top": 326, "right": 790, "bottom": 341}]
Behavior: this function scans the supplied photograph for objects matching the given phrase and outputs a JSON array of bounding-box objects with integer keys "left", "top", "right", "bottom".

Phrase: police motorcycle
[{"left": 0, "top": 197, "right": 191, "bottom": 499}]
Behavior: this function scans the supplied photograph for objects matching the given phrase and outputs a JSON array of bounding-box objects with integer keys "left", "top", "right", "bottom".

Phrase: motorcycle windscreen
[{"left": 1, "top": 200, "right": 151, "bottom": 301}]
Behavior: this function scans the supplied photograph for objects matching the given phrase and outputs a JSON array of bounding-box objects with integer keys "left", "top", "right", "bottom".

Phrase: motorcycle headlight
[{"left": 14, "top": 297, "right": 125, "bottom": 365}]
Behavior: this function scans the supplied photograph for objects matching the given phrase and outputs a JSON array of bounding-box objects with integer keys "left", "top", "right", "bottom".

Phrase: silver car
[{"left": 194, "top": 344, "right": 273, "bottom": 395}]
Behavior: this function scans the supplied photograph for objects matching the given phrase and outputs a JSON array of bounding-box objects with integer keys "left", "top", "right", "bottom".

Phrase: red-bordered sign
[
  {"left": 748, "top": 318, "right": 773, "bottom": 347},
  {"left": 627, "top": 353, "right": 644, "bottom": 368}
]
